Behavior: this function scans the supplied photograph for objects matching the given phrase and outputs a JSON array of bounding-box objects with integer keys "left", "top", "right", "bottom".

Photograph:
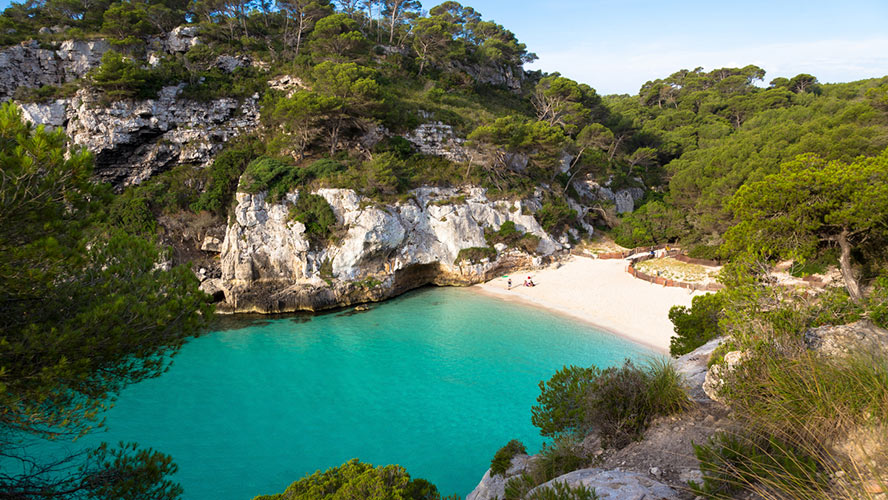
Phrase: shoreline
[{"left": 470, "top": 256, "right": 704, "bottom": 354}]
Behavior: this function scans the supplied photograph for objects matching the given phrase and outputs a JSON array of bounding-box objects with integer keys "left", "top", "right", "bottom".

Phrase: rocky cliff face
[{"left": 208, "top": 186, "right": 562, "bottom": 314}]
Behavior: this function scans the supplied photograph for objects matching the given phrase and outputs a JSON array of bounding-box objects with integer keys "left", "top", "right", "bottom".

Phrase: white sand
[{"left": 472, "top": 256, "right": 703, "bottom": 353}]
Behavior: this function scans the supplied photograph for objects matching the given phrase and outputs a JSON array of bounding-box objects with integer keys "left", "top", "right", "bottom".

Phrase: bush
[
  {"left": 535, "top": 197, "right": 576, "bottom": 236},
  {"left": 253, "top": 458, "right": 444, "bottom": 500},
  {"left": 491, "top": 439, "right": 527, "bottom": 477},
  {"left": 90, "top": 50, "right": 156, "bottom": 101},
  {"left": 691, "top": 431, "right": 825, "bottom": 499},
  {"left": 531, "top": 365, "right": 600, "bottom": 438},
  {"left": 868, "top": 274, "right": 888, "bottom": 328},
  {"left": 668, "top": 292, "right": 725, "bottom": 357},
  {"left": 455, "top": 246, "right": 496, "bottom": 264},
  {"left": 503, "top": 437, "right": 588, "bottom": 500},
  {"left": 525, "top": 482, "right": 598, "bottom": 500},
  {"left": 191, "top": 139, "right": 262, "bottom": 216},
  {"left": 532, "top": 360, "right": 690, "bottom": 448},
  {"left": 289, "top": 193, "right": 337, "bottom": 243}
]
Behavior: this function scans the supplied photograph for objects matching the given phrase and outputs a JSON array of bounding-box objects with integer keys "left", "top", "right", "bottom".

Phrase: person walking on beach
[{"left": 507, "top": 278, "right": 512, "bottom": 290}]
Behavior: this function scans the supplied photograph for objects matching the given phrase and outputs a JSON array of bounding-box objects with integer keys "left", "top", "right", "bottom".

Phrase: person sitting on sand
[{"left": 525, "top": 276, "right": 535, "bottom": 287}]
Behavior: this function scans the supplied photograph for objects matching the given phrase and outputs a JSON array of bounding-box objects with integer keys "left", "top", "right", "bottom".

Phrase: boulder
[
  {"left": 527, "top": 468, "right": 678, "bottom": 500},
  {"left": 166, "top": 25, "right": 200, "bottom": 53},
  {"left": 702, "top": 350, "right": 745, "bottom": 404},
  {"left": 466, "top": 454, "right": 535, "bottom": 500},
  {"left": 201, "top": 235, "right": 223, "bottom": 253},
  {"left": 803, "top": 320, "right": 888, "bottom": 357}
]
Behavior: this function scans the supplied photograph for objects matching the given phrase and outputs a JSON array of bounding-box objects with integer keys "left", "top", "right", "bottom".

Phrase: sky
[
  {"left": 464, "top": 0, "right": 888, "bottom": 94},
  {"left": 1, "top": 0, "right": 885, "bottom": 94}
]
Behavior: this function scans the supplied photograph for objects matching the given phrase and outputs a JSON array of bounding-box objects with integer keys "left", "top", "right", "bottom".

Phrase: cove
[{"left": 44, "top": 287, "right": 653, "bottom": 498}]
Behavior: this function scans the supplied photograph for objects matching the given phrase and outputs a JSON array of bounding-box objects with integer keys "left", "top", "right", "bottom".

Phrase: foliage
[
  {"left": 525, "top": 482, "right": 598, "bottom": 500},
  {"left": 455, "top": 246, "right": 496, "bottom": 264},
  {"left": 288, "top": 193, "right": 338, "bottom": 243},
  {"left": 490, "top": 439, "right": 526, "bottom": 477},
  {"left": 668, "top": 292, "right": 724, "bottom": 356},
  {"left": 253, "top": 458, "right": 445, "bottom": 500},
  {"left": 503, "top": 436, "right": 588, "bottom": 500},
  {"left": 484, "top": 220, "right": 540, "bottom": 253},
  {"left": 0, "top": 102, "right": 209, "bottom": 496},
  {"left": 90, "top": 50, "right": 156, "bottom": 101},
  {"left": 612, "top": 200, "right": 687, "bottom": 248},
  {"left": 241, "top": 156, "right": 345, "bottom": 200},
  {"left": 691, "top": 431, "right": 824, "bottom": 499},
  {"left": 535, "top": 197, "right": 576, "bottom": 236},
  {"left": 191, "top": 138, "right": 263, "bottom": 216},
  {"left": 531, "top": 360, "right": 689, "bottom": 448},
  {"left": 531, "top": 365, "right": 600, "bottom": 438},
  {"left": 725, "top": 149, "right": 888, "bottom": 301},
  {"left": 869, "top": 274, "right": 888, "bottom": 329}
]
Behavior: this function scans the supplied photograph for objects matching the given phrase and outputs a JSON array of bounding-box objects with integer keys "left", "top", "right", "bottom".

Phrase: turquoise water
[{"left": 34, "top": 287, "right": 652, "bottom": 499}]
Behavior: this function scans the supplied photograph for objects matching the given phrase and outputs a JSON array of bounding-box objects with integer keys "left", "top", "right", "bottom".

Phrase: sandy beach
[{"left": 473, "top": 256, "right": 703, "bottom": 353}]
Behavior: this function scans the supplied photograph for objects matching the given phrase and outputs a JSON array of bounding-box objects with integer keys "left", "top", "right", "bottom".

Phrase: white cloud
[{"left": 528, "top": 38, "right": 888, "bottom": 95}]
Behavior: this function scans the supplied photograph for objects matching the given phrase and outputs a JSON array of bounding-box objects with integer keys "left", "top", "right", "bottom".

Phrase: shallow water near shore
[{"left": 32, "top": 287, "right": 653, "bottom": 498}]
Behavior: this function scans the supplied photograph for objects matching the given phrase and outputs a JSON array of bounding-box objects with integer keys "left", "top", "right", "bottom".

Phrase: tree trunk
[{"left": 837, "top": 228, "right": 863, "bottom": 302}]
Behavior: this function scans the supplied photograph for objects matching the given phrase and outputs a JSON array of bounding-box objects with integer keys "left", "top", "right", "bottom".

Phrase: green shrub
[
  {"left": 535, "top": 197, "right": 576, "bottom": 236},
  {"left": 90, "top": 50, "right": 156, "bottom": 101},
  {"left": 867, "top": 274, "right": 888, "bottom": 328},
  {"left": 531, "top": 365, "right": 600, "bottom": 438},
  {"left": 253, "top": 458, "right": 444, "bottom": 500},
  {"left": 491, "top": 439, "right": 527, "bottom": 477},
  {"left": 191, "top": 139, "right": 262, "bottom": 216},
  {"left": 526, "top": 482, "right": 598, "bottom": 500},
  {"left": 534, "top": 437, "right": 587, "bottom": 483},
  {"left": 455, "top": 246, "right": 496, "bottom": 264},
  {"left": 691, "top": 431, "right": 824, "bottom": 499},
  {"left": 289, "top": 194, "right": 337, "bottom": 243},
  {"left": 532, "top": 361, "right": 690, "bottom": 448},
  {"left": 503, "top": 437, "right": 588, "bottom": 500},
  {"left": 668, "top": 292, "right": 725, "bottom": 357}
]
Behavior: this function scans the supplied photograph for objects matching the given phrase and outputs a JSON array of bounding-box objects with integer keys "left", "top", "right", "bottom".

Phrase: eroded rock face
[
  {"left": 218, "top": 186, "right": 563, "bottom": 313},
  {"left": 575, "top": 177, "right": 645, "bottom": 214},
  {"left": 405, "top": 122, "right": 468, "bottom": 162},
  {"left": 703, "top": 350, "right": 745, "bottom": 404},
  {"left": 23, "top": 85, "right": 259, "bottom": 186},
  {"left": 528, "top": 468, "right": 677, "bottom": 500},
  {"left": 466, "top": 454, "right": 536, "bottom": 500},
  {"left": 674, "top": 337, "right": 724, "bottom": 403},
  {"left": 0, "top": 39, "right": 110, "bottom": 100}
]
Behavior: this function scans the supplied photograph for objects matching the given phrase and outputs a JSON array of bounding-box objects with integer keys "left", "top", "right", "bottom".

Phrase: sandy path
[{"left": 472, "top": 257, "right": 702, "bottom": 353}]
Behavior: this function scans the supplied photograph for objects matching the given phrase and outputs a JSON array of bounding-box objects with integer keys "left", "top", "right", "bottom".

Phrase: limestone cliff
[{"left": 209, "top": 186, "right": 563, "bottom": 314}]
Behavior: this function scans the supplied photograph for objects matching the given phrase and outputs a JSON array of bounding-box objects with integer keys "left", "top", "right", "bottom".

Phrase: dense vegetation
[{"left": 0, "top": 103, "right": 211, "bottom": 497}]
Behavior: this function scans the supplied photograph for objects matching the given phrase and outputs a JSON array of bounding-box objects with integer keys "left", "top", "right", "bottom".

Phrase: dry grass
[
  {"left": 636, "top": 257, "right": 721, "bottom": 284},
  {"left": 575, "top": 236, "right": 626, "bottom": 256}
]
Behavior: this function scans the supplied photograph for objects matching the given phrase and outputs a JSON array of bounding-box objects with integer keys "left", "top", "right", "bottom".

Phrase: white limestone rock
[
  {"left": 466, "top": 454, "right": 536, "bottom": 500},
  {"left": 20, "top": 100, "right": 67, "bottom": 128},
  {"left": 528, "top": 468, "right": 678, "bottom": 500}
]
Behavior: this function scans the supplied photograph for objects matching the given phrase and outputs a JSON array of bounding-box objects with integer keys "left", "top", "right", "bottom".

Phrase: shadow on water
[{"left": 207, "top": 285, "right": 447, "bottom": 332}]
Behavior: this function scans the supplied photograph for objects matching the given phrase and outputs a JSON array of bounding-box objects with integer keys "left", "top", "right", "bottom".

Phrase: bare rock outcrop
[
  {"left": 527, "top": 468, "right": 678, "bottom": 500},
  {"left": 466, "top": 454, "right": 536, "bottom": 500},
  {"left": 405, "top": 122, "right": 468, "bottom": 162},
  {"left": 575, "top": 177, "right": 645, "bottom": 214},
  {"left": 0, "top": 39, "right": 109, "bottom": 100},
  {"left": 803, "top": 320, "right": 888, "bottom": 357},
  {"left": 218, "top": 186, "right": 564, "bottom": 313},
  {"left": 20, "top": 85, "right": 258, "bottom": 186}
]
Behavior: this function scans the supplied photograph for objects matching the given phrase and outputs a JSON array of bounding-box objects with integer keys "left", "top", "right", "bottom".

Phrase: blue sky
[
  {"left": 465, "top": 0, "right": 888, "bottom": 94},
  {"left": 1, "top": 0, "right": 885, "bottom": 94}
]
